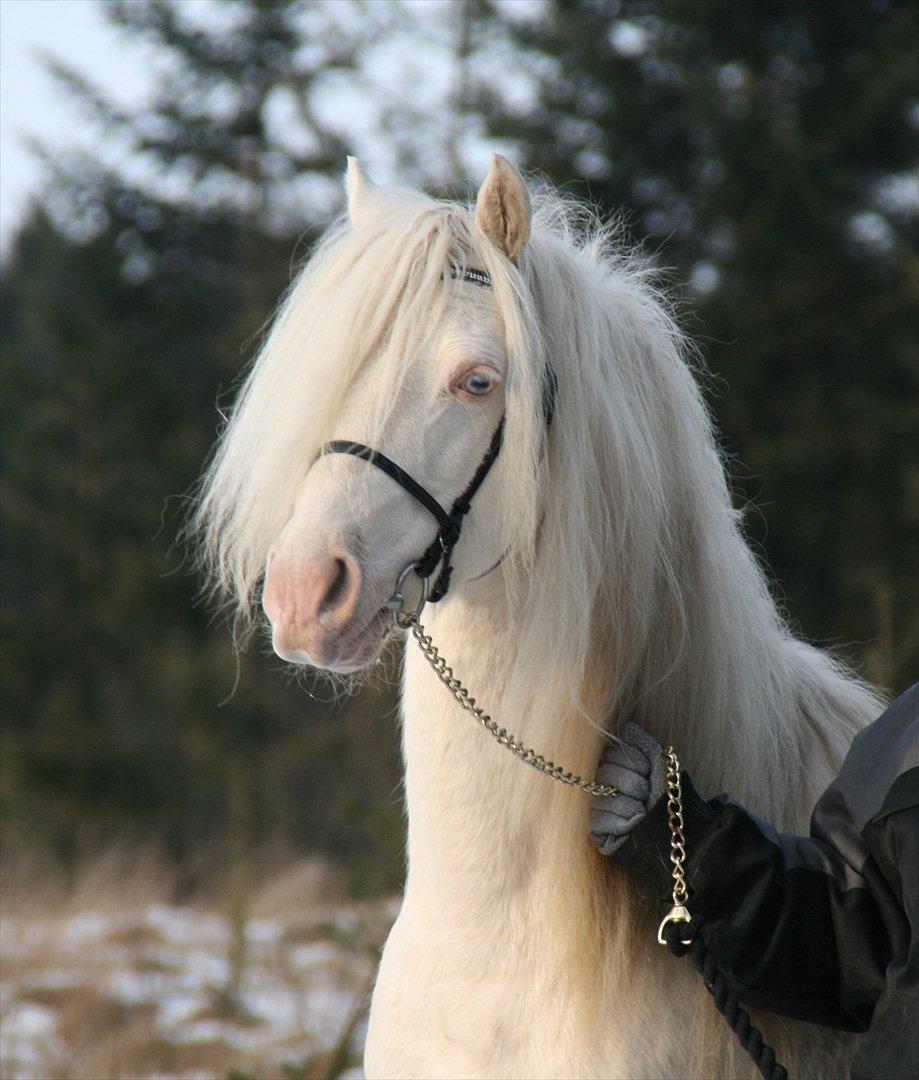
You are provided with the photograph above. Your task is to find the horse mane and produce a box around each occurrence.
[511,191,883,824]
[194,176,883,828]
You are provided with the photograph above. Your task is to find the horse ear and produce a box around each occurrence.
[345,156,382,223]
[475,154,531,262]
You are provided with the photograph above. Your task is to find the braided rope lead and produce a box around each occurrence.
[664,924,788,1080]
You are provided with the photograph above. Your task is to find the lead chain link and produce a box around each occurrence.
[654,745,693,945]
[664,745,689,906]
[406,615,619,798]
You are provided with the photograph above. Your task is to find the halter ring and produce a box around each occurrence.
[385,561,430,628]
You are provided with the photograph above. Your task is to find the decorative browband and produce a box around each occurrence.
[449,266,493,288]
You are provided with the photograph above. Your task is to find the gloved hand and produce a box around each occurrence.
[589,722,667,857]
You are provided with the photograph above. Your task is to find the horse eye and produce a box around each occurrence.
[459,370,494,397]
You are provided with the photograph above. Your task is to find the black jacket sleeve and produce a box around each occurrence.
[614,685,918,1034]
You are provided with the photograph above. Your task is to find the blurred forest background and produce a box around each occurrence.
[1,1,917,1073]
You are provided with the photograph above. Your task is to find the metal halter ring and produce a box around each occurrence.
[385,561,431,628]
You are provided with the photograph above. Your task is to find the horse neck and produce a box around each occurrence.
[393,570,857,1080]
[398,427,878,921]
[399,538,869,926]
[400,577,606,928]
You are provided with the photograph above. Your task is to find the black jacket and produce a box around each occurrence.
[616,684,918,1080]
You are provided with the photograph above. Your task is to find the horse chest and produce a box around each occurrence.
[363,908,641,1079]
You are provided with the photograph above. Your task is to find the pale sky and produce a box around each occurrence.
[0,0,161,250]
[0,0,508,255]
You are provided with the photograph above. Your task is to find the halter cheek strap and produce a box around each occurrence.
[319,266,556,605]
[323,414,506,603]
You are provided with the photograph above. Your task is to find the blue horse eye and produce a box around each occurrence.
[464,372,493,395]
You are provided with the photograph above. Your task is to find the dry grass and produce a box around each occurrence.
[0,843,395,1080]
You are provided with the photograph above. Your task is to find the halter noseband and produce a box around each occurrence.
[319,266,557,610]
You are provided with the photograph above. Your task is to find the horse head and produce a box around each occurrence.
[233,156,539,669]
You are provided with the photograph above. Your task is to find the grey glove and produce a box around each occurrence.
[589,723,667,858]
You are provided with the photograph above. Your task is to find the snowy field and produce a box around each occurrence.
[0,859,396,1079]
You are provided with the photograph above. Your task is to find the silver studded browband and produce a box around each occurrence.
[450,266,492,288]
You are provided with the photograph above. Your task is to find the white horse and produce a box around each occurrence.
[195,155,883,1078]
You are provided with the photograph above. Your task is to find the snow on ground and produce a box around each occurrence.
[0,891,393,1079]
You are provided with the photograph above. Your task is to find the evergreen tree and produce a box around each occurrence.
[1,0,405,900]
[481,0,918,688]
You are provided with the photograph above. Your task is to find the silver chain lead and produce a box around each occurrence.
[657,745,693,944]
[408,610,695,948]
[664,746,690,905]
[404,613,618,798]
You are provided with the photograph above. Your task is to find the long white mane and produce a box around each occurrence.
[196,177,883,828]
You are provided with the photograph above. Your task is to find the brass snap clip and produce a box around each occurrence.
[657,904,692,945]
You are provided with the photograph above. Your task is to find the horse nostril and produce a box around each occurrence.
[317,551,361,629]
[322,558,349,614]
[262,547,362,646]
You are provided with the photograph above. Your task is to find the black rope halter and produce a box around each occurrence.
[320,266,557,604]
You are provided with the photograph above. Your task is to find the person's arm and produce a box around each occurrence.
[591,694,917,1032]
